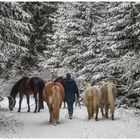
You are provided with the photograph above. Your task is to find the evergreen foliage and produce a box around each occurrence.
[0,2,33,78]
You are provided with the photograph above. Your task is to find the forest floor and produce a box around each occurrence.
[0,97,140,138]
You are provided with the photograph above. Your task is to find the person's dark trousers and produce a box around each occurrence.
[67,101,74,118]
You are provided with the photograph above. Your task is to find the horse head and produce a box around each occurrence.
[7,96,16,111]
[53,76,64,83]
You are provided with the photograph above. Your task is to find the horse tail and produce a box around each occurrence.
[93,91,97,115]
[92,87,99,114]
[43,84,46,101]
[95,86,102,107]
[51,85,60,121]
[107,84,115,114]
[84,87,92,107]
[39,82,45,109]
[51,86,60,104]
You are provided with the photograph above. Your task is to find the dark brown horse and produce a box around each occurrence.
[54,77,66,108]
[7,77,45,113]
[43,77,65,125]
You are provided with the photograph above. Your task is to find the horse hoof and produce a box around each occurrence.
[53,122,57,126]
[34,111,37,113]
[95,118,98,121]
[17,110,20,112]
[111,114,114,120]
[105,115,109,118]
[27,110,30,112]
[112,117,114,120]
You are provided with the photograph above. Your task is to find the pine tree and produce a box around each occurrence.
[53,2,108,82]
[106,2,140,56]
[22,2,57,53]
[0,2,33,78]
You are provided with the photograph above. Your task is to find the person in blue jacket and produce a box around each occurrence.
[62,73,79,119]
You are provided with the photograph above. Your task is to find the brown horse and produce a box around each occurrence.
[82,84,102,121]
[100,81,117,120]
[43,78,65,125]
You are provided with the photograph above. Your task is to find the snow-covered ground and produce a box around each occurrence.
[0,97,140,138]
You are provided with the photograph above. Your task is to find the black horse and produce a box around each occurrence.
[7,77,45,113]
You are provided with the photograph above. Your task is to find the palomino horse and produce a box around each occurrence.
[43,77,65,125]
[82,84,102,121]
[100,81,117,120]
[7,77,45,113]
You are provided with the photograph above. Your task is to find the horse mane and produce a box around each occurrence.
[10,77,29,98]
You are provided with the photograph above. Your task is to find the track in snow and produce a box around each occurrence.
[0,97,140,138]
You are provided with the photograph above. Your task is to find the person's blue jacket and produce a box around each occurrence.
[62,75,79,103]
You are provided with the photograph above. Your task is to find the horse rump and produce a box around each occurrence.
[43,81,64,125]
[82,85,101,121]
[100,82,117,120]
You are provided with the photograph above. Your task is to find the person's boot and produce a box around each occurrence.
[69,112,73,119]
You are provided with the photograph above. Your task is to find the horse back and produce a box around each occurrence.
[43,82,53,102]
[100,82,117,103]
[51,85,63,106]
[19,78,31,93]
[30,77,45,93]
[43,82,64,112]
[44,82,64,102]
[83,86,95,106]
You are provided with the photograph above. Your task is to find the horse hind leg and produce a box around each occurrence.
[49,112,53,123]
[18,93,23,112]
[111,104,115,120]
[110,102,115,120]
[105,104,109,118]
[101,103,105,117]
[26,95,30,112]
[87,107,92,120]
[34,94,37,113]
[49,105,53,123]
[38,89,44,112]
[111,113,114,120]
[95,106,99,121]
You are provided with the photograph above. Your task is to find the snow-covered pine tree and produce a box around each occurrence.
[107,2,140,56]
[53,2,108,84]
[21,2,58,75]
[0,2,33,78]
[22,2,57,53]
[77,2,109,83]
[105,2,140,107]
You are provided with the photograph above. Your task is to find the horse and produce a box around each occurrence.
[100,81,117,120]
[53,76,67,108]
[82,84,102,121]
[43,77,65,125]
[7,77,45,113]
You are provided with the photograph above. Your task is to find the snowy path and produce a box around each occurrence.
[0,97,140,138]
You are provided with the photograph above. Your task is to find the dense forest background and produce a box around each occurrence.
[0,2,140,108]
